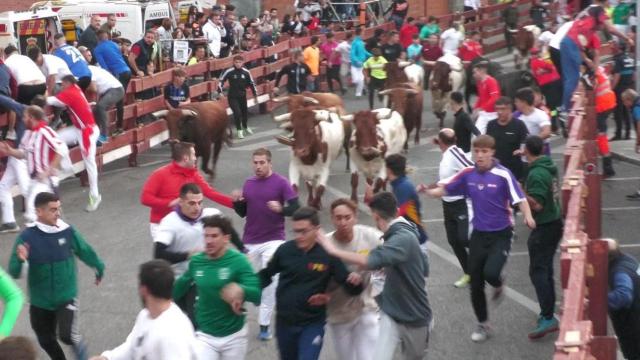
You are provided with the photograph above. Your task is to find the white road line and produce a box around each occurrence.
[323,184,540,314]
[602,206,640,211]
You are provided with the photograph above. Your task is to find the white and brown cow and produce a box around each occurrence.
[273,108,345,209]
[341,108,407,202]
[425,53,465,128]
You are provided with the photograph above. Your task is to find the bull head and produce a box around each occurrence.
[352,111,383,161]
[154,108,198,142]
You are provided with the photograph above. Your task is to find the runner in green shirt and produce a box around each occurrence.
[174,215,261,359]
[363,46,388,109]
[0,267,23,338]
[419,16,441,40]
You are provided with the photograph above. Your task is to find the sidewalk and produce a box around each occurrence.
[608,129,640,166]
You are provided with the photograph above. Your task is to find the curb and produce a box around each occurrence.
[611,151,640,166]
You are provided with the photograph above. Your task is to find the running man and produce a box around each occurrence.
[325,199,382,360]
[174,215,261,359]
[231,148,299,340]
[90,260,197,360]
[46,75,102,212]
[217,55,258,139]
[259,207,363,360]
[472,62,501,134]
[8,192,105,360]
[422,134,535,343]
[0,105,69,225]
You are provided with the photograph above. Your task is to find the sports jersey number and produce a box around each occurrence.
[64,48,83,64]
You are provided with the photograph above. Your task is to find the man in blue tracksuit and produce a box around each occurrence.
[350,27,371,97]
[94,29,132,135]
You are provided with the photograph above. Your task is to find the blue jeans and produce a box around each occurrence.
[276,320,325,360]
[560,37,581,111]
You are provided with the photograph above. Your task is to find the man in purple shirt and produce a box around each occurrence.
[421,134,535,343]
[231,148,300,341]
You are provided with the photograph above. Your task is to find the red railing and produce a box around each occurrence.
[554,86,617,359]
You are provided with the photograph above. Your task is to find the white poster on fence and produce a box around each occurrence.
[173,40,190,64]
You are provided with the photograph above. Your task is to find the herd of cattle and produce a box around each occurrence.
[152,48,539,208]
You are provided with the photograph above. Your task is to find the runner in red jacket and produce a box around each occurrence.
[140,142,232,240]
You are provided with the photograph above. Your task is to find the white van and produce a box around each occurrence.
[32,0,176,43]
[0,6,62,54]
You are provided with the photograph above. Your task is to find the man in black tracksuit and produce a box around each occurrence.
[218,55,258,139]
[605,238,640,360]
[259,207,362,360]
[274,50,312,95]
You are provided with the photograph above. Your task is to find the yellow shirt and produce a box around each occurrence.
[303,46,320,76]
[363,56,388,79]
[187,57,199,66]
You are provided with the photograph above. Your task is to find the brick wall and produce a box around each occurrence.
[0,0,33,13]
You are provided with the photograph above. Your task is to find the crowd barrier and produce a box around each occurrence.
[553,85,617,360]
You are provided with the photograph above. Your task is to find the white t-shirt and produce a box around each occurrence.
[88,65,123,95]
[335,41,352,65]
[464,0,480,9]
[155,207,221,277]
[538,31,554,46]
[41,54,72,84]
[440,28,463,55]
[326,224,383,324]
[4,53,46,85]
[549,21,573,50]
[439,145,474,202]
[101,303,197,360]
[518,107,551,138]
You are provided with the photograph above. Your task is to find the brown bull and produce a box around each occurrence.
[271,91,347,115]
[514,26,538,70]
[384,61,410,89]
[155,101,231,177]
[379,84,422,150]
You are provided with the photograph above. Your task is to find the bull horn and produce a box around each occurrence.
[273,113,291,122]
[181,109,198,117]
[399,88,419,95]
[152,110,169,118]
[271,96,290,103]
[340,114,354,121]
[303,96,320,104]
[376,109,393,120]
[398,61,412,68]
[378,89,393,95]
[279,121,293,129]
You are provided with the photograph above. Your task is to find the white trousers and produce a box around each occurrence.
[329,310,379,360]
[475,111,497,135]
[246,240,284,326]
[0,157,30,224]
[350,66,365,96]
[340,62,350,78]
[149,223,159,242]
[25,179,54,223]
[373,312,430,360]
[58,125,99,198]
[195,326,248,360]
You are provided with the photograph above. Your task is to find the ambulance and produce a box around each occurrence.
[0,6,62,54]
[30,0,179,43]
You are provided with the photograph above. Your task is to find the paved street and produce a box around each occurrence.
[1,58,639,360]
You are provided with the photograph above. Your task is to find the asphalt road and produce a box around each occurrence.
[1,54,639,360]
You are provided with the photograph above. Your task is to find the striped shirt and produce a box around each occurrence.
[440,160,525,232]
[20,122,67,178]
[439,145,474,202]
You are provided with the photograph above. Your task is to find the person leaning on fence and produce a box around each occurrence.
[603,238,640,360]
[129,30,156,78]
[217,55,258,140]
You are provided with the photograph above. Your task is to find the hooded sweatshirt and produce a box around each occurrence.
[525,156,561,225]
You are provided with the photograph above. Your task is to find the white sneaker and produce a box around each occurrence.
[6,129,16,140]
[471,323,491,343]
[86,194,102,212]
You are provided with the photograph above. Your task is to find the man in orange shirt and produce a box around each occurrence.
[303,36,321,91]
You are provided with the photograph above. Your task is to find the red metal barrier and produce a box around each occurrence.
[554,86,617,360]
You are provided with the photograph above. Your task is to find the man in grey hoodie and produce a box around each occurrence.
[317,191,431,360]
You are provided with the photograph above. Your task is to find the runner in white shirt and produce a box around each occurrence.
[325,198,383,360]
[514,88,551,154]
[90,260,197,360]
[440,22,464,55]
[88,65,125,142]
[335,33,353,78]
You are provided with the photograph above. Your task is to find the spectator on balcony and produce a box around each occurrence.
[203,14,226,58]
[384,0,409,29]
[270,8,281,40]
[350,27,370,97]
[502,0,519,52]
[303,36,321,91]
[306,11,321,32]
[187,46,207,66]
[440,22,463,56]
[282,13,303,36]
[399,17,419,49]
[190,12,206,48]
[156,18,174,62]
[99,13,121,40]
[300,0,322,25]
[419,16,441,40]
[604,238,640,360]
[129,30,156,78]
[79,15,101,56]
